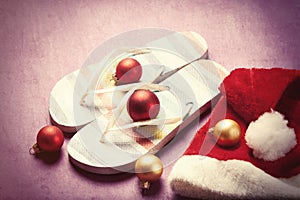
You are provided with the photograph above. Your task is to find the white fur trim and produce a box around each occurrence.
[245,110,297,161]
[169,155,300,199]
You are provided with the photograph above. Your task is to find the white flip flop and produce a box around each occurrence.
[49,30,228,174]
[67,57,228,174]
[49,31,209,133]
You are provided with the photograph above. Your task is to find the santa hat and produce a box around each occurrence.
[168,68,300,199]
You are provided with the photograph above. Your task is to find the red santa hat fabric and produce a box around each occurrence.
[169,68,300,199]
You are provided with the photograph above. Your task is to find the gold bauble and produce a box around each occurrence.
[212,119,241,147]
[135,154,163,189]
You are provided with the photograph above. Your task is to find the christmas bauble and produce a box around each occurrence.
[211,119,241,147]
[36,125,64,152]
[127,89,160,122]
[135,154,163,189]
[115,58,142,85]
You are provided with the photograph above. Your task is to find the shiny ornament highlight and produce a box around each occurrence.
[211,119,241,147]
[127,89,160,122]
[115,58,142,85]
[135,154,163,190]
[30,125,64,154]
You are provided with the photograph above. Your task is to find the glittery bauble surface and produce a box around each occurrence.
[212,119,241,147]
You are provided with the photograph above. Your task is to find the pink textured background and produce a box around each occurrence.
[0,0,299,199]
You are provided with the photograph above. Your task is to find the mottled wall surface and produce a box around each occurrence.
[0,0,299,199]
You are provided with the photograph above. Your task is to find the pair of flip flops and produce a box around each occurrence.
[49,30,228,174]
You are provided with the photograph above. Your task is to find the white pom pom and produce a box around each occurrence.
[245,110,297,161]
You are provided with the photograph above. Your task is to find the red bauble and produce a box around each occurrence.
[116,58,142,84]
[127,89,160,122]
[36,125,64,152]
